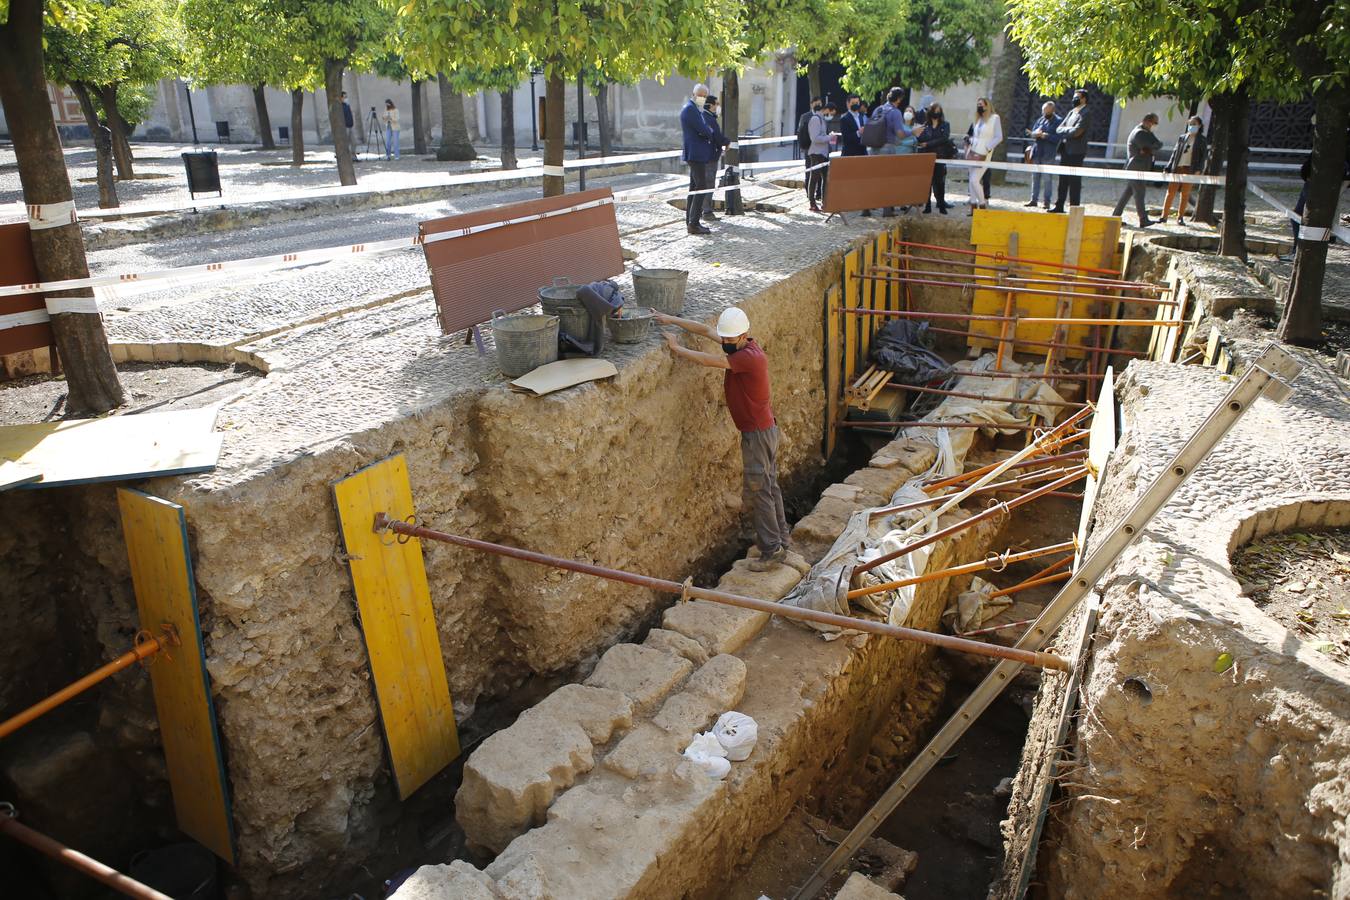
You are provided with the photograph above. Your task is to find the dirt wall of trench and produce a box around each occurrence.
[0,243,847,897]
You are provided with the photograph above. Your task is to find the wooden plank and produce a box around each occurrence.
[822,154,936,213]
[332,455,459,800]
[116,489,234,861]
[0,408,221,489]
[1204,325,1222,367]
[825,284,841,458]
[0,459,42,491]
[843,249,860,387]
[1074,366,1116,569]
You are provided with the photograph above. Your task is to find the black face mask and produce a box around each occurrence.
[812,104,822,112]
[849,103,860,111]
[977,105,986,115]
[722,342,740,355]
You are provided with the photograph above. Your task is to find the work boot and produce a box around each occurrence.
[748,546,787,572]
[687,224,712,235]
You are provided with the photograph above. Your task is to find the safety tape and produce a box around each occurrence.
[1247,182,1350,244]
[943,156,1227,186]
[0,310,50,330]
[27,200,78,230]
[541,165,566,177]
[45,296,101,314]
[420,196,614,245]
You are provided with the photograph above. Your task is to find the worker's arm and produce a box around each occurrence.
[664,332,731,369]
[652,311,719,342]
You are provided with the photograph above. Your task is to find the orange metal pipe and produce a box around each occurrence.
[923,433,1090,494]
[0,630,174,740]
[0,810,173,900]
[882,252,1169,293]
[989,570,1072,598]
[866,266,1175,305]
[848,540,1076,601]
[888,239,1123,276]
[870,464,1086,518]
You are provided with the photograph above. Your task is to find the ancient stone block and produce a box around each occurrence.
[455,717,594,854]
[662,601,770,656]
[843,465,915,501]
[523,683,633,744]
[686,654,748,709]
[643,627,711,666]
[584,643,693,715]
[835,871,902,899]
[602,723,685,779]
[717,558,802,600]
[390,861,499,900]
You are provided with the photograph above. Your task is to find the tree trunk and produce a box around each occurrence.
[807,61,822,105]
[411,79,428,156]
[290,88,305,166]
[97,83,135,180]
[0,0,123,413]
[596,82,612,158]
[1194,94,1228,225]
[543,72,565,196]
[324,59,356,186]
[722,67,740,168]
[252,83,275,149]
[500,90,517,170]
[1218,86,1249,260]
[71,82,118,209]
[436,74,477,161]
[1276,89,1347,346]
[989,37,1023,185]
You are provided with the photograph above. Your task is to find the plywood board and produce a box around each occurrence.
[509,357,617,396]
[0,407,222,489]
[822,154,936,213]
[420,188,624,337]
[843,248,860,387]
[0,222,54,357]
[332,455,459,800]
[968,209,1122,357]
[1075,366,1116,570]
[116,489,234,861]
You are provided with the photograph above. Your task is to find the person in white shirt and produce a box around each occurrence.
[382,99,400,160]
[966,97,1002,212]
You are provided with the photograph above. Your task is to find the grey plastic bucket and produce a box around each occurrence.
[491,311,559,378]
[606,306,655,344]
[538,276,580,310]
[632,268,688,314]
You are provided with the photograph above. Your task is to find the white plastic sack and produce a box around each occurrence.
[683,731,731,780]
[713,712,758,761]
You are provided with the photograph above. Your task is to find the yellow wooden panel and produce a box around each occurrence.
[1074,367,1116,570]
[843,249,860,386]
[116,489,234,862]
[332,455,459,800]
[825,284,841,459]
[2,408,221,489]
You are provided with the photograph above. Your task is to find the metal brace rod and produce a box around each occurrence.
[792,342,1302,900]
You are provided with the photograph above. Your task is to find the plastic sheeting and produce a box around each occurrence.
[870,320,951,387]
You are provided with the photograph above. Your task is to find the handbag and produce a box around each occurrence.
[1024,144,1035,163]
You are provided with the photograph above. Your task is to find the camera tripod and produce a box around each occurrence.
[362,107,387,161]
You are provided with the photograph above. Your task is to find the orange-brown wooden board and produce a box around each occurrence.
[823,154,936,213]
[419,188,624,336]
[0,222,54,357]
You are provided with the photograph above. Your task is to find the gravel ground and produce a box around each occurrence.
[0,362,261,424]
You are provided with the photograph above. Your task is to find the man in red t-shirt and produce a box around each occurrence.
[655,306,791,572]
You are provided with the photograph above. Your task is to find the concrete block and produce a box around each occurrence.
[602,723,685,779]
[1272,503,1300,534]
[584,643,693,715]
[390,861,499,900]
[1324,501,1350,528]
[523,683,634,744]
[109,343,130,364]
[662,600,770,656]
[834,872,902,899]
[126,343,155,363]
[643,628,710,666]
[685,654,748,709]
[1295,500,1329,530]
[151,341,183,363]
[455,717,594,853]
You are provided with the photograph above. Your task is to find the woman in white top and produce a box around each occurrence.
[382,99,401,160]
[966,97,1002,212]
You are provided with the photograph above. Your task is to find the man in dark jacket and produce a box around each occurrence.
[680,83,717,235]
[1161,116,1208,224]
[1049,89,1091,213]
[1111,113,1163,227]
[702,95,731,222]
[839,94,869,157]
[340,92,358,163]
[1025,101,1063,207]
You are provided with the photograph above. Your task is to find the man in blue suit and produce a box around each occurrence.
[680,83,717,235]
[838,94,868,157]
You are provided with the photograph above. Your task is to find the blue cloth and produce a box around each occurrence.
[385,126,400,159]
[1029,114,1063,162]
[681,99,718,164]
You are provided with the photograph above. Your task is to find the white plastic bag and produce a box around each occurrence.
[683,731,731,780]
[713,711,758,761]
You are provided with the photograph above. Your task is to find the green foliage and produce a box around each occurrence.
[390,0,744,87]
[841,0,1000,97]
[291,0,392,68]
[112,80,155,123]
[44,0,182,92]
[181,0,319,90]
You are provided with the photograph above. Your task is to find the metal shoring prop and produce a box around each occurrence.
[791,342,1302,900]
[0,803,173,900]
[371,515,1070,672]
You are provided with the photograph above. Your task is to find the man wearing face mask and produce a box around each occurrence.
[654,307,793,572]
[804,99,832,212]
[839,95,869,157]
[680,84,718,234]
[702,95,731,222]
[1049,89,1091,213]
[1111,113,1162,228]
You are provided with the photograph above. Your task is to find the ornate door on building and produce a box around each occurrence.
[1248,99,1314,162]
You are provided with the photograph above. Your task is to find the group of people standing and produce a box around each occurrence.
[679,83,733,234]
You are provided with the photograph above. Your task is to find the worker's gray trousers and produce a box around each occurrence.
[741,425,790,555]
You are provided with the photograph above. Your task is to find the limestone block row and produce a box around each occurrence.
[659,557,802,656]
[455,682,635,854]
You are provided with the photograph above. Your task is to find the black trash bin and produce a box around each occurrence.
[181,151,222,200]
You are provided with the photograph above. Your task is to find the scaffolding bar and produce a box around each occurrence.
[0,810,174,900]
[848,539,1077,601]
[888,240,1123,276]
[836,306,1181,328]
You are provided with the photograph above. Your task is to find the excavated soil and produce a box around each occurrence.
[1233,528,1350,666]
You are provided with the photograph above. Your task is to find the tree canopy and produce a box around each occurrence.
[841,0,1001,98]
[44,0,182,94]
[181,0,318,91]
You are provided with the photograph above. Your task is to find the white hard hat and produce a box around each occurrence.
[716,306,750,338]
